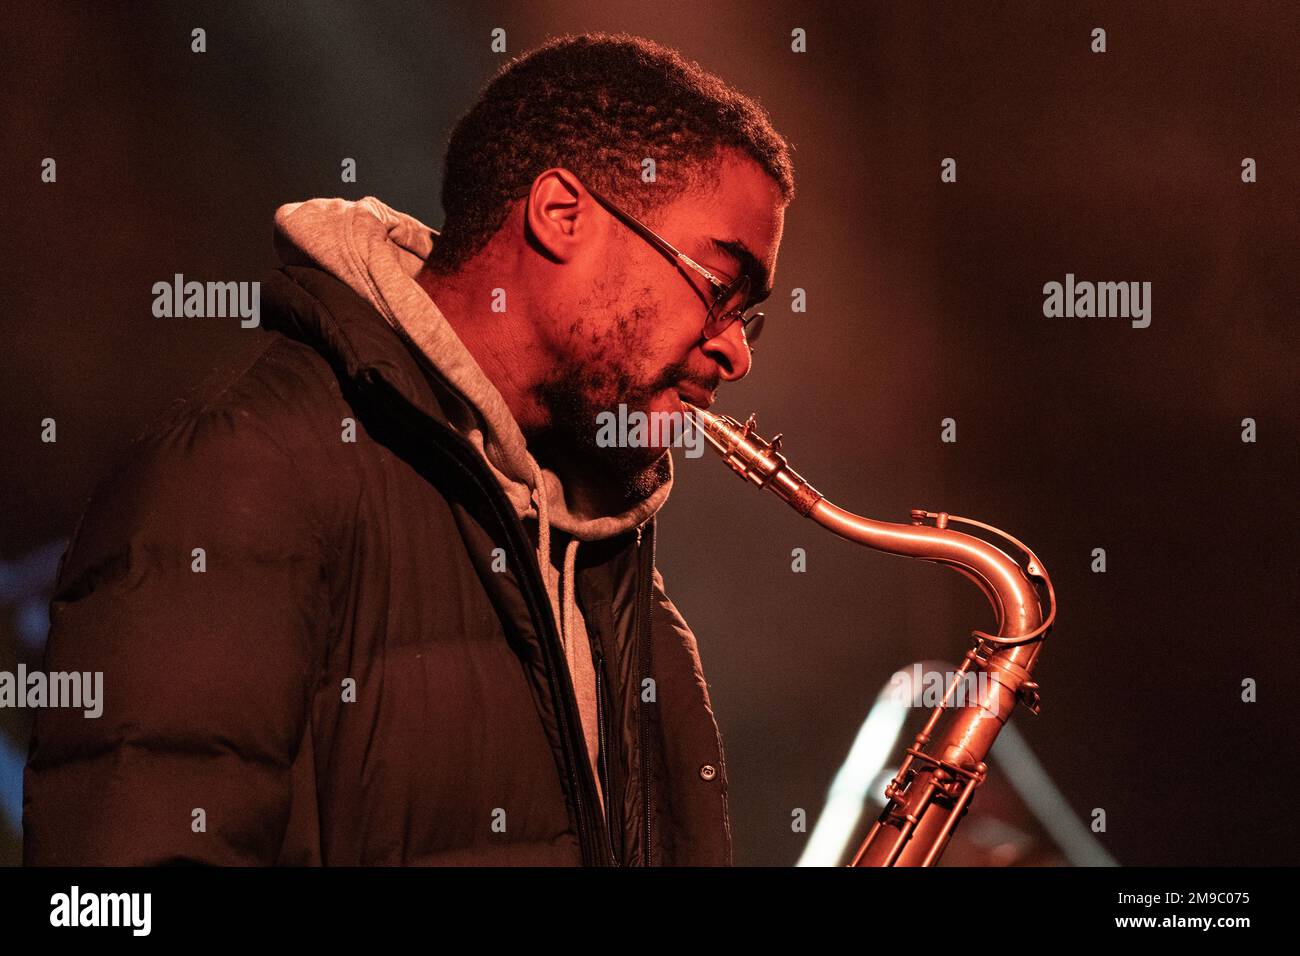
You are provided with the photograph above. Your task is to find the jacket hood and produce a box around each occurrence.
[271,195,674,542]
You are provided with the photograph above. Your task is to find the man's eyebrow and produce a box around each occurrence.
[708,238,772,304]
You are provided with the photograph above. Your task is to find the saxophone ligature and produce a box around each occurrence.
[683,404,1057,867]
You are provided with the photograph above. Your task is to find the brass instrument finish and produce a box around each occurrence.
[684,404,1056,867]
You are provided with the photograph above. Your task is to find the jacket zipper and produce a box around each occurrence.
[594,651,619,866]
[363,372,609,865]
[637,521,656,865]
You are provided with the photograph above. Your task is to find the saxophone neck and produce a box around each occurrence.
[684,404,1054,643]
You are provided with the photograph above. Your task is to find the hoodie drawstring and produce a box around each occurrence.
[561,537,578,653]
[531,463,580,654]
[531,465,602,810]
[532,464,552,591]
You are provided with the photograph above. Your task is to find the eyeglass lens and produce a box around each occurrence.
[705,274,763,344]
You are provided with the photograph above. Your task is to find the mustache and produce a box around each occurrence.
[648,361,718,397]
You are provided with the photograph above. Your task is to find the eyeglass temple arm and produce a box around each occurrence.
[582,183,726,288]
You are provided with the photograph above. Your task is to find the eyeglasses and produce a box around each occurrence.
[581,182,766,351]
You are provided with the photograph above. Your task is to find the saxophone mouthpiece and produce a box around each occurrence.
[680,402,714,427]
[681,402,755,463]
[682,402,730,456]
[682,403,822,512]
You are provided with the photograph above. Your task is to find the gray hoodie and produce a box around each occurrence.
[272,196,673,811]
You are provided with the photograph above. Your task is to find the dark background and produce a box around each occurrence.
[2,1,1296,867]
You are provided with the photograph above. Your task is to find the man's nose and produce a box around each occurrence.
[700,320,753,381]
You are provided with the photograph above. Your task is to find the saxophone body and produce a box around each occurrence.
[684,405,1056,867]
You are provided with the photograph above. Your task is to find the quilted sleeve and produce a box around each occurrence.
[22,399,331,865]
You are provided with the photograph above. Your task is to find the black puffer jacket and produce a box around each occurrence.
[23,265,731,866]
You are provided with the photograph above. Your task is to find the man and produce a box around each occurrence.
[24,32,793,865]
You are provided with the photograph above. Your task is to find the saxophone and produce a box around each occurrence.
[683,405,1056,867]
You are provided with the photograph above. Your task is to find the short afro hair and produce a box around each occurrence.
[428,32,795,273]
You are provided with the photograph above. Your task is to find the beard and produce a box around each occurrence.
[526,354,690,509]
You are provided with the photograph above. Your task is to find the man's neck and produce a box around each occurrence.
[414,261,550,433]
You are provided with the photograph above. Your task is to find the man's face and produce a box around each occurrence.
[529,151,786,502]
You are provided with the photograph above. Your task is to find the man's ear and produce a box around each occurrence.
[524,168,590,263]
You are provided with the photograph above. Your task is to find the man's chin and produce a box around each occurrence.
[528,423,670,511]
[618,449,672,504]
[595,444,671,506]
[527,378,678,509]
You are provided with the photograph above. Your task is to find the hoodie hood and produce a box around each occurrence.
[271,195,673,542]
